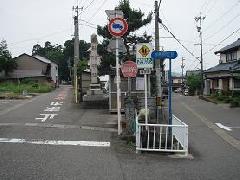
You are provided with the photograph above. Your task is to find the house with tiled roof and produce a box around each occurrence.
[2,53,59,86]
[204,38,240,95]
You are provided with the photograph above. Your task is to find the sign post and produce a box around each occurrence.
[151,50,178,126]
[137,43,153,125]
[140,68,151,124]
[107,13,128,135]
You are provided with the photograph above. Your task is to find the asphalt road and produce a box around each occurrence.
[0,87,240,180]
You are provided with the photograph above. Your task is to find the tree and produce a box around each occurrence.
[32,39,90,82]
[63,39,90,81]
[97,0,152,75]
[186,74,201,95]
[0,40,17,76]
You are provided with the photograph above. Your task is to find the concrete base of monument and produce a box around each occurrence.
[83,93,108,102]
[83,85,107,101]
[89,83,101,91]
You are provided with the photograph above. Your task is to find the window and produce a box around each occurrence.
[226,51,237,62]
[214,79,219,88]
[232,51,237,60]
[233,78,240,89]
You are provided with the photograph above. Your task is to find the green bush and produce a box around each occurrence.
[224,98,233,103]
[216,96,228,101]
[230,100,239,107]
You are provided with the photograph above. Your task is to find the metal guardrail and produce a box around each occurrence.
[135,115,188,155]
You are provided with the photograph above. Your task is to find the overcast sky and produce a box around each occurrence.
[1,0,240,73]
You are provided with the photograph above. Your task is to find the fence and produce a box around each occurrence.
[135,115,188,155]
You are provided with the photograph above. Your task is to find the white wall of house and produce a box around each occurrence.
[220,54,226,63]
[229,78,233,90]
[237,48,240,60]
[219,79,223,90]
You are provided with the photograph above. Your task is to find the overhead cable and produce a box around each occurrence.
[203,27,240,55]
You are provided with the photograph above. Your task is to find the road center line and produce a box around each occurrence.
[0,138,110,147]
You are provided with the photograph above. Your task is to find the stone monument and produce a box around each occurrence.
[83,34,105,101]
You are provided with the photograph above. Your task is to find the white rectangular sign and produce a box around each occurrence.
[136,77,145,91]
[139,69,151,75]
[136,43,153,69]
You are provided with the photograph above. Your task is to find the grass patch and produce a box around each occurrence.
[0,82,53,95]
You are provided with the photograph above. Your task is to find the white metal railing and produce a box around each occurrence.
[135,115,188,155]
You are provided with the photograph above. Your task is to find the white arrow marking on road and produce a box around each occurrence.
[215,123,232,131]
[0,138,110,147]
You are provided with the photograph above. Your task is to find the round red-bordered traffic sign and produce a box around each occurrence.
[121,61,137,78]
[108,17,128,37]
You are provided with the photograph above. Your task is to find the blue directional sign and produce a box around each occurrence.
[151,51,178,59]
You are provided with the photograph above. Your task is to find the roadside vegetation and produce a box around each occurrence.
[208,92,240,107]
[186,74,201,96]
[0,80,53,99]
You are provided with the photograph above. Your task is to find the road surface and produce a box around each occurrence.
[0,87,240,180]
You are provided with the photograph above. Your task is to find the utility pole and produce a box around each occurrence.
[73,6,81,103]
[155,1,162,121]
[181,57,185,93]
[195,13,205,96]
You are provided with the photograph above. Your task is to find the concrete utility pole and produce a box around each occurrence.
[73,6,81,103]
[154,1,162,109]
[195,13,205,96]
[181,57,185,92]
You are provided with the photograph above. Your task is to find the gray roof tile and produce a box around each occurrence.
[215,38,240,54]
[205,61,240,73]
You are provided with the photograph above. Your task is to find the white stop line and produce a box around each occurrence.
[0,138,110,147]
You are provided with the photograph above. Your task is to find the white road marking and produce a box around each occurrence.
[181,102,240,151]
[0,123,117,132]
[215,123,232,131]
[35,114,58,122]
[0,138,110,147]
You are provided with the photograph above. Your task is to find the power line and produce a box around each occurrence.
[87,0,108,22]
[204,0,218,15]
[82,0,96,12]
[205,0,240,31]
[9,29,72,46]
[79,19,96,26]
[160,22,199,61]
[204,13,240,41]
[200,0,212,11]
[79,23,97,29]
[203,27,240,56]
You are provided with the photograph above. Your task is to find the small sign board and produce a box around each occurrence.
[107,39,126,53]
[136,77,144,90]
[151,50,178,59]
[121,61,137,78]
[105,10,123,19]
[139,69,151,75]
[136,43,153,69]
[108,17,128,37]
